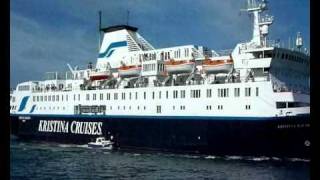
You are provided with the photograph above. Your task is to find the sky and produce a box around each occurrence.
[10,0,310,87]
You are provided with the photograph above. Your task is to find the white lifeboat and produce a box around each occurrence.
[88,137,113,149]
[118,65,141,77]
[89,70,112,81]
[202,57,233,74]
[165,60,195,74]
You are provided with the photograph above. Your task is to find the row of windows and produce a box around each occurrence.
[18,85,30,91]
[139,48,191,62]
[32,87,260,102]
[275,52,308,65]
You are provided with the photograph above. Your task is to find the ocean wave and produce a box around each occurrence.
[204,155,217,159]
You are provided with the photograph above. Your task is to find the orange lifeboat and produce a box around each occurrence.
[202,57,233,74]
[164,60,195,74]
[89,70,112,81]
[118,65,142,77]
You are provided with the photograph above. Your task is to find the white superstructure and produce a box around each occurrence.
[10,0,309,119]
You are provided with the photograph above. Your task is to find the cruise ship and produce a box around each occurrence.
[10,0,310,158]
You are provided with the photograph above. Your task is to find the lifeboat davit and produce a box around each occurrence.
[118,65,141,77]
[202,58,233,74]
[89,70,112,81]
[165,60,195,74]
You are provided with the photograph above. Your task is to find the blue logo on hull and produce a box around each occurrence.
[18,96,30,112]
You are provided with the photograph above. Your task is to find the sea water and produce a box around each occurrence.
[10,139,309,180]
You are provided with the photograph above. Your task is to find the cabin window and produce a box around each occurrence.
[36,96,39,102]
[44,96,47,101]
[152,91,155,99]
[180,105,185,110]
[40,96,43,102]
[93,94,97,100]
[56,95,59,101]
[33,96,36,102]
[48,95,51,101]
[206,89,212,98]
[245,105,251,110]
[156,106,161,114]
[245,88,251,97]
[166,91,169,99]
[135,92,138,100]
[191,89,201,98]
[61,95,63,101]
[107,93,110,100]
[86,94,89,100]
[218,88,228,97]
[129,92,132,100]
[180,90,185,98]
[218,105,223,110]
[206,105,212,110]
[234,88,240,97]
[256,87,259,96]
[114,93,118,100]
[52,95,55,102]
[173,90,178,99]
[159,91,162,99]
[122,92,125,100]
[100,93,103,100]
[78,94,80,101]
[74,94,76,101]
[144,92,146,100]
[66,95,68,101]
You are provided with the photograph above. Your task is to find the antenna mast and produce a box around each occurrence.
[98,11,102,50]
[241,0,273,47]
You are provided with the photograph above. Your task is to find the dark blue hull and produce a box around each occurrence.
[10,114,310,158]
